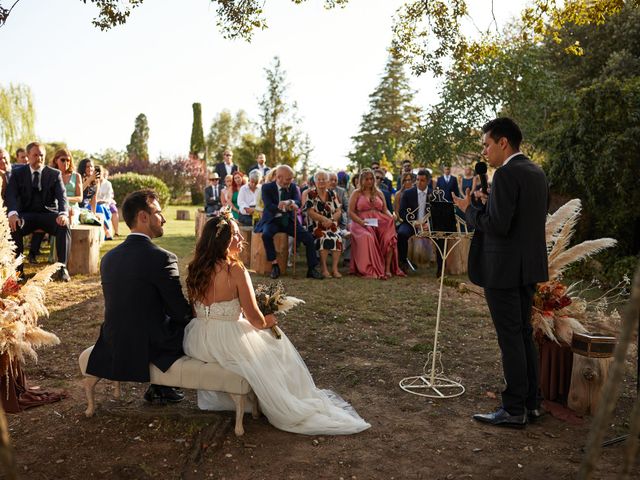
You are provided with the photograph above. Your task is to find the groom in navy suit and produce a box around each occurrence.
[255,165,322,279]
[397,169,433,271]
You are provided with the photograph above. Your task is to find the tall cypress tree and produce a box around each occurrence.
[190,102,206,161]
[348,49,421,172]
[126,113,150,170]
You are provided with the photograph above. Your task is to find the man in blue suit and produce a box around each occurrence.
[435,165,460,202]
[397,169,433,272]
[254,165,322,280]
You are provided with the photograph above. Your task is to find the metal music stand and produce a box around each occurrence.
[399,191,473,399]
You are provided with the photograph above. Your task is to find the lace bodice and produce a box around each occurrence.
[194,298,241,322]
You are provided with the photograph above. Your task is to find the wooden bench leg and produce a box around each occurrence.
[249,391,260,419]
[84,376,101,417]
[113,381,121,399]
[229,393,246,436]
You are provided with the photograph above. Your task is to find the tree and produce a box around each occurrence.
[0,83,35,155]
[206,109,252,164]
[348,49,421,172]
[190,103,206,160]
[126,113,150,171]
[257,56,307,168]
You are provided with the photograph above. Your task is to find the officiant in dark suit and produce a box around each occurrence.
[6,142,71,281]
[454,117,548,428]
[87,190,192,403]
[397,169,432,272]
[254,165,322,280]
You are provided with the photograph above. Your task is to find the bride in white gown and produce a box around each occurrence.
[183,213,370,435]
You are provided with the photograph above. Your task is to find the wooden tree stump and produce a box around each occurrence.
[408,236,433,265]
[195,210,207,240]
[68,225,102,275]
[568,354,614,416]
[239,226,253,268]
[176,209,191,221]
[445,237,470,275]
[250,232,288,276]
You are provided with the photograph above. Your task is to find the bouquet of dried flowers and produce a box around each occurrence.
[254,281,305,339]
[0,197,61,373]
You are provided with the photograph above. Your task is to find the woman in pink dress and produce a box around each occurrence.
[348,169,405,279]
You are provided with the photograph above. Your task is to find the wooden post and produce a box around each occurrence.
[250,232,288,275]
[239,226,253,268]
[195,210,207,240]
[176,209,191,220]
[408,236,434,266]
[445,237,470,275]
[568,355,614,415]
[68,225,102,275]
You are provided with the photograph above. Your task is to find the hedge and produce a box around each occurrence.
[110,173,171,208]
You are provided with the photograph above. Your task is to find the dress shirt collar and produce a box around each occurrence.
[29,165,44,175]
[502,151,523,167]
[128,232,151,240]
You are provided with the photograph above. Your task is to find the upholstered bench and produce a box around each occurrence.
[78,346,257,436]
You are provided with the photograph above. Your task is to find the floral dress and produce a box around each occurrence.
[303,188,343,251]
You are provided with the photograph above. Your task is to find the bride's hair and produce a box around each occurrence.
[186,214,242,302]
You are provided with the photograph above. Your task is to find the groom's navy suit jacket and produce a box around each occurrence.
[87,235,192,382]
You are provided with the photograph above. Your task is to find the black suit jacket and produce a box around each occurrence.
[6,165,68,214]
[435,175,460,202]
[465,155,549,289]
[204,184,222,213]
[86,235,192,382]
[398,185,433,224]
[214,162,238,180]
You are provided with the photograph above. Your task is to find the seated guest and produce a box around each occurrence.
[230,171,245,220]
[397,169,433,272]
[77,158,113,239]
[348,169,405,279]
[254,165,322,280]
[303,170,344,278]
[221,174,234,211]
[374,169,394,213]
[6,142,71,281]
[0,147,11,201]
[237,169,261,226]
[204,172,222,215]
[248,153,270,178]
[394,172,416,220]
[97,168,120,236]
[253,167,277,225]
[396,159,414,190]
[14,147,28,165]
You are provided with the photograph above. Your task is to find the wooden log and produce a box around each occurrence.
[239,226,253,268]
[176,209,191,221]
[250,232,288,276]
[408,236,434,265]
[195,210,207,240]
[445,236,470,275]
[568,354,614,415]
[68,225,102,275]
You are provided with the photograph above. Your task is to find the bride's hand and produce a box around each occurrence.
[262,314,277,329]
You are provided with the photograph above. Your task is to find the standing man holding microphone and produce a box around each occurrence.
[453,117,549,428]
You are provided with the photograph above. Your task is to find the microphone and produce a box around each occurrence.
[475,161,488,194]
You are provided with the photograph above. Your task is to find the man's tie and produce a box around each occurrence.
[212,186,217,201]
[279,187,289,227]
[32,171,40,191]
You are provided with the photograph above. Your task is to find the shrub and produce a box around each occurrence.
[110,173,171,208]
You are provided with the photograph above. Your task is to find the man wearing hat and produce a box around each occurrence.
[204,172,222,215]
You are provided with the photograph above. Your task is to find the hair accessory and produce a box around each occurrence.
[215,207,233,238]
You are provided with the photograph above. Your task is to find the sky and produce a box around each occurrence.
[0,0,526,170]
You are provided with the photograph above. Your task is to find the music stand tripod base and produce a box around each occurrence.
[399,374,465,399]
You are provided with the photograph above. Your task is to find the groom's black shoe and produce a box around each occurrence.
[270,263,280,279]
[527,408,545,423]
[306,267,323,279]
[473,408,526,429]
[144,385,185,404]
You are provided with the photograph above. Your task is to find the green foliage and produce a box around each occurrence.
[258,56,307,168]
[110,172,170,209]
[0,83,35,155]
[190,103,206,159]
[92,148,128,171]
[126,113,150,170]
[349,49,421,173]
[206,109,255,168]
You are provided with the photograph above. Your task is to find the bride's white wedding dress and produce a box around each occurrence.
[183,298,370,435]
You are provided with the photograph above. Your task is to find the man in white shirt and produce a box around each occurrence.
[397,169,432,272]
[214,149,238,180]
[237,169,261,226]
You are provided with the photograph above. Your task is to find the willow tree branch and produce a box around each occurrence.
[0,0,21,28]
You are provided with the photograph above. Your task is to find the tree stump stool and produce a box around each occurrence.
[195,210,207,240]
[568,333,616,415]
[408,236,433,265]
[176,209,191,221]
[250,232,288,276]
[445,236,470,275]
[239,226,253,268]
[68,225,103,275]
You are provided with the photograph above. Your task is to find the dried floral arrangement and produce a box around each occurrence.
[0,198,61,369]
[254,281,305,339]
[532,199,628,344]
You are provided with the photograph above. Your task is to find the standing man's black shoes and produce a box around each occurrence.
[306,267,323,279]
[270,263,280,279]
[54,266,71,282]
[473,408,527,429]
[527,408,544,423]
